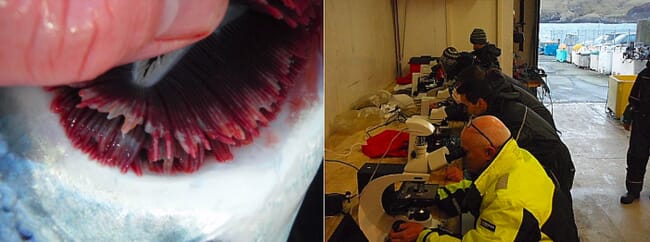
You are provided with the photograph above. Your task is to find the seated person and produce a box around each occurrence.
[484,68,557,130]
[439,51,554,129]
[438,47,476,82]
[389,116,579,242]
[454,66,575,200]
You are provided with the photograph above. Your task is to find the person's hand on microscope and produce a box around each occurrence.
[389,222,424,242]
[446,166,463,182]
[0,0,228,86]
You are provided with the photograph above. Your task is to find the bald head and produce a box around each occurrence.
[461,115,511,149]
[460,115,511,175]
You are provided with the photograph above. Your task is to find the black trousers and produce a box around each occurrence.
[626,113,650,194]
[527,141,575,201]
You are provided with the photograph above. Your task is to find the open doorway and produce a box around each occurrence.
[532,1,650,241]
[536,1,645,110]
[537,22,637,105]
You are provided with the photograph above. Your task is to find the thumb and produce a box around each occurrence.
[0,0,228,86]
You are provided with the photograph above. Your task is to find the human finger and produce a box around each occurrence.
[0,0,228,86]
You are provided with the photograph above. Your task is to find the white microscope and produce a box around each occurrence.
[358,116,452,241]
[420,89,450,123]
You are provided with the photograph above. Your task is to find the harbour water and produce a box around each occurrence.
[540,23,637,44]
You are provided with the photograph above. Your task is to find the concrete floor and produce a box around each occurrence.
[538,55,608,103]
[537,55,650,241]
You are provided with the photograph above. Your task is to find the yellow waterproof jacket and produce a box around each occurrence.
[420,139,578,241]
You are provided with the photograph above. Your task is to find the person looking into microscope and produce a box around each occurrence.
[453,66,575,201]
[436,47,476,121]
[389,115,578,242]
[482,68,557,130]
[439,49,555,129]
[438,47,475,83]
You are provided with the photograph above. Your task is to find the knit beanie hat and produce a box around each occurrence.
[442,47,461,59]
[470,28,487,45]
[440,47,459,70]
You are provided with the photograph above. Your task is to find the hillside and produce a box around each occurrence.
[541,0,650,23]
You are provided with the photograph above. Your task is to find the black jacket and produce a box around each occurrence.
[472,44,501,69]
[629,67,650,114]
[486,99,575,195]
[623,67,650,124]
[489,72,557,130]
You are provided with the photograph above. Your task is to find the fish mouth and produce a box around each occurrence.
[48,4,322,175]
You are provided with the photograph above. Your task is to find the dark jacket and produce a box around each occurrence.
[629,67,650,113]
[489,72,557,130]
[472,43,501,69]
[486,98,575,196]
[623,67,650,124]
[444,71,557,130]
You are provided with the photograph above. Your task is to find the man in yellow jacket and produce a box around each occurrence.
[389,115,578,242]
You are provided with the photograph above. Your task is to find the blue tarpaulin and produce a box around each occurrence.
[544,43,558,56]
[556,49,568,62]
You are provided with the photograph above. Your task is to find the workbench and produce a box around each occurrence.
[324,120,463,241]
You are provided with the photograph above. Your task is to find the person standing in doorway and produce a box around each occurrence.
[620,59,650,204]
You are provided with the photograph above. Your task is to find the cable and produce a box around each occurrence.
[325,142,365,158]
[365,108,395,138]
[325,191,360,217]
[365,107,405,138]
[367,128,408,188]
[330,128,407,202]
[323,159,360,213]
[548,91,554,117]
[538,71,559,135]
[540,74,554,116]
[325,159,360,172]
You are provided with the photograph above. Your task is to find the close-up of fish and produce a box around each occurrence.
[0,0,323,241]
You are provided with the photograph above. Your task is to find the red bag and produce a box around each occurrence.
[362,130,409,158]
[396,73,413,85]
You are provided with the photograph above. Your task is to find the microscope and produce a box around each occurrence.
[404,117,449,173]
[419,87,452,124]
[358,116,453,241]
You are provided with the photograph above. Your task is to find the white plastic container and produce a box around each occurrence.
[611,47,625,74]
[611,47,646,75]
[571,50,580,65]
[577,53,590,68]
[598,46,613,75]
[590,52,599,70]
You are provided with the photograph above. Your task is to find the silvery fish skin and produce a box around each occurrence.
[0,66,323,241]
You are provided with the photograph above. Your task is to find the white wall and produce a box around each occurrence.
[325,0,514,137]
[446,1,500,49]
[396,0,513,75]
[325,0,397,136]
[396,0,448,74]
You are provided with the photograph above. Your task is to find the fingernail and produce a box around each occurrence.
[155,0,226,41]
[156,0,180,38]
